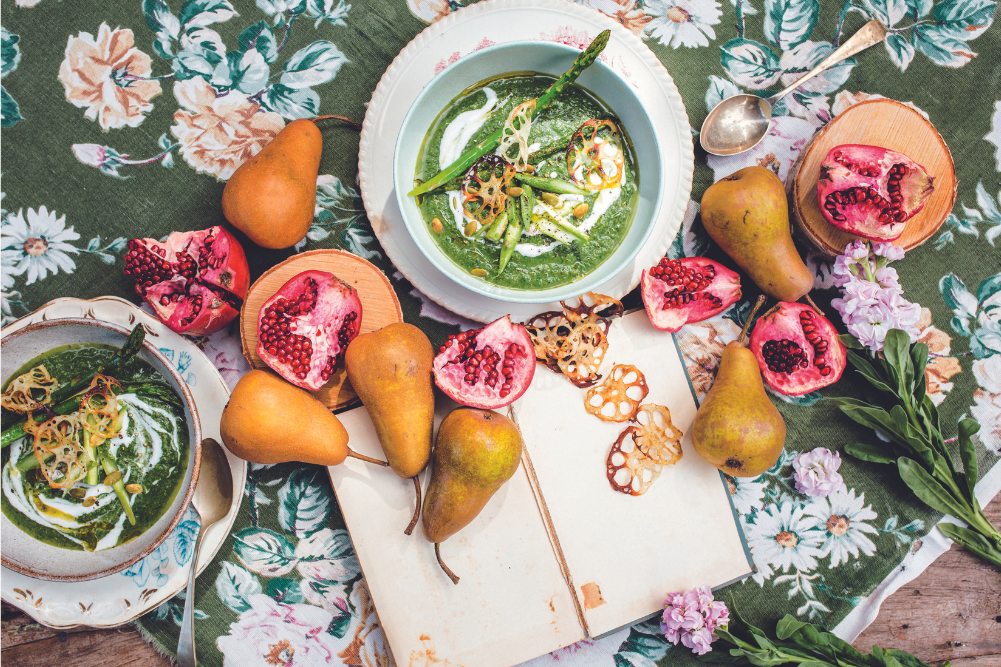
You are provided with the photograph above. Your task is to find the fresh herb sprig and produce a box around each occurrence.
[832,328,1001,568]
[709,609,941,667]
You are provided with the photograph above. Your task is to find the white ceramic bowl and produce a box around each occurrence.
[0,318,202,581]
[393,40,663,304]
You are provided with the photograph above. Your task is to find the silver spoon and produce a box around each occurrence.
[699,20,888,156]
[177,438,234,667]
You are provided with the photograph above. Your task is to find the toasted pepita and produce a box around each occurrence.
[464,221,478,237]
[125,483,143,494]
[82,496,96,507]
[103,471,122,486]
[573,203,590,219]
[507,186,524,197]
[69,487,87,499]
[470,268,489,277]
[540,192,561,207]
[431,217,443,234]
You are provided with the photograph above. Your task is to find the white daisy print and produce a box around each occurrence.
[1,206,80,284]
[724,473,767,515]
[742,495,824,583]
[645,0,722,49]
[804,488,879,568]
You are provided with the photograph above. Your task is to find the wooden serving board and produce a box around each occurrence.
[788,98,957,256]
[240,249,403,412]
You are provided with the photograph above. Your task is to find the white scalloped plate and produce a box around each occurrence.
[0,297,247,629]
[358,0,694,323]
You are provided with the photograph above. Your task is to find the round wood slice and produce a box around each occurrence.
[788,98,957,256]
[240,249,403,412]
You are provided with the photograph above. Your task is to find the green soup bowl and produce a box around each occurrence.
[394,40,663,304]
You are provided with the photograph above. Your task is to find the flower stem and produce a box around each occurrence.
[312,114,362,130]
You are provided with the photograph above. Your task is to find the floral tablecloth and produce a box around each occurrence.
[2,0,999,665]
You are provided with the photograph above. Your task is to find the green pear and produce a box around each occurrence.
[422,407,523,584]
[701,166,813,302]
[692,296,785,477]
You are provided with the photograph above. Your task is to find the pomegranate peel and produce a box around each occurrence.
[123,226,249,336]
[748,301,847,396]
[433,316,535,409]
[257,270,363,391]
[641,257,741,332]
[584,364,649,422]
[817,144,934,241]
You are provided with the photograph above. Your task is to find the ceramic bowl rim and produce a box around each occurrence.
[392,39,664,303]
[0,317,202,582]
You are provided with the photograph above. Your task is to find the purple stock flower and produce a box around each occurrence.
[793,447,844,497]
[661,586,728,655]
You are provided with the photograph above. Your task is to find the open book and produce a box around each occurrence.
[328,310,753,667]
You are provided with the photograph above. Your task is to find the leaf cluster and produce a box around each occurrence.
[832,329,1001,567]
[706,609,944,667]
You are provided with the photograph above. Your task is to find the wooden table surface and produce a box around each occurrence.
[3,496,999,667]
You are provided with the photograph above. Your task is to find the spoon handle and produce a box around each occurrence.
[177,508,204,667]
[768,20,887,105]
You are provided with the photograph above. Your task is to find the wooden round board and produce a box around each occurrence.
[788,98,957,256]
[240,249,403,412]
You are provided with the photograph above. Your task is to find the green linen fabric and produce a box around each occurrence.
[1,0,999,665]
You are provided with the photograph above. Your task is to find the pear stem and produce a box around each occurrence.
[311,114,362,130]
[346,448,390,466]
[404,476,421,536]
[435,543,460,585]
[739,295,767,345]
[803,293,823,315]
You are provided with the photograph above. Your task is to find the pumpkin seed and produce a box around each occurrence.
[573,203,590,219]
[125,484,143,494]
[470,268,489,277]
[525,164,536,173]
[540,192,561,207]
[69,487,87,499]
[82,496,96,507]
[103,471,122,486]
[431,217,443,234]
[464,221,478,237]
[507,186,524,197]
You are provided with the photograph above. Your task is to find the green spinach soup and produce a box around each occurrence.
[416,73,638,290]
[1,344,189,551]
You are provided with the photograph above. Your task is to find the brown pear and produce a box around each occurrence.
[701,166,813,301]
[220,369,348,465]
[691,297,785,477]
[422,408,523,584]
[344,323,435,479]
[222,119,321,250]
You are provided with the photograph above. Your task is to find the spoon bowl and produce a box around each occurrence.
[700,95,772,156]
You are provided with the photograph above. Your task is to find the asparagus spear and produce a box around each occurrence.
[2,325,145,448]
[514,174,589,196]
[498,199,523,275]
[408,30,611,197]
[484,209,510,242]
[100,451,136,526]
[519,183,535,230]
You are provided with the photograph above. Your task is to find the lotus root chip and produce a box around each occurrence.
[560,292,623,323]
[1,365,56,413]
[461,155,517,226]
[497,99,536,171]
[557,320,609,388]
[584,364,649,422]
[32,415,89,489]
[634,404,683,466]
[525,310,573,371]
[79,374,124,444]
[606,426,662,496]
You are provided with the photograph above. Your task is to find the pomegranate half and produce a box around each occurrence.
[433,315,535,409]
[123,226,249,335]
[640,257,741,332]
[748,302,846,396]
[257,270,363,391]
[817,144,934,241]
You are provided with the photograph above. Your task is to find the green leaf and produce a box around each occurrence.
[233,527,297,577]
[885,33,916,71]
[280,40,347,89]
[294,528,360,582]
[910,343,929,378]
[846,351,896,394]
[261,83,320,119]
[839,333,864,349]
[143,0,181,40]
[884,330,913,391]
[214,561,262,613]
[613,619,673,667]
[898,457,971,520]
[939,273,978,335]
[932,0,996,40]
[267,576,305,604]
[936,523,1001,567]
[719,38,781,90]
[957,419,981,502]
[179,0,237,29]
[1,28,22,78]
[976,272,1001,303]
[846,442,897,465]
[278,467,334,538]
[885,647,938,667]
[763,0,819,50]
[239,21,278,63]
[1,86,23,127]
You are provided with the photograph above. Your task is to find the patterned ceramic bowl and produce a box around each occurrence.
[393,40,663,304]
[0,318,202,581]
